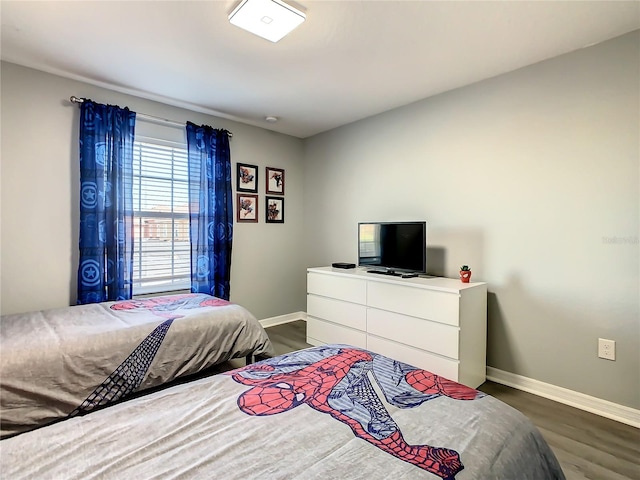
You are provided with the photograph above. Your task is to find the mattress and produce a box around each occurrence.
[0,344,565,480]
[0,293,273,438]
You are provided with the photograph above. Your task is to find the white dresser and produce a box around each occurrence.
[306,266,487,388]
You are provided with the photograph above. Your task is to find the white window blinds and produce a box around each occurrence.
[132,138,191,294]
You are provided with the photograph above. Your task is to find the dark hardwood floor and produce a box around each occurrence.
[260,321,640,480]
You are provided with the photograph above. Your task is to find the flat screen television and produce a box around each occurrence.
[358,221,426,274]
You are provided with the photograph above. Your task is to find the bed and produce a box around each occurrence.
[0,344,565,480]
[0,293,273,438]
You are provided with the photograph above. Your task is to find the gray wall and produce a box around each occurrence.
[0,61,307,320]
[303,31,639,409]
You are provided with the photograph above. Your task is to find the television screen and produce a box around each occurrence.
[358,221,426,273]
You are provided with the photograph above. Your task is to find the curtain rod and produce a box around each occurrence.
[69,96,232,137]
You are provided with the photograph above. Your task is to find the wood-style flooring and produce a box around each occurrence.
[257,320,640,480]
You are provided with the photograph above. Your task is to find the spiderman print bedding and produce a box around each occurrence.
[0,344,565,479]
[0,293,272,438]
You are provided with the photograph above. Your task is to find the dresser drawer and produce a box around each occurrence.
[307,317,367,348]
[367,281,460,326]
[308,272,366,304]
[367,308,459,359]
[307,295,366,331]
[366,335,460,382]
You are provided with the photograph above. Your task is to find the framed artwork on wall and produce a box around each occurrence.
[237,163,258,193]
[237,194,258,223]
[265,196,284,223]
[265,166,285,195]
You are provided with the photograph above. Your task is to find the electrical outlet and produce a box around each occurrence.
[598,338,616,361]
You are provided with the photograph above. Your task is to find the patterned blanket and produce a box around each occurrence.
[0,293,272,437]
[1,344,565,480]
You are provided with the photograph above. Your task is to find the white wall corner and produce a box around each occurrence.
[260,311,307,328]
[486,366,640,429]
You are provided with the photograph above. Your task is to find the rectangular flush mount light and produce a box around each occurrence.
[229,0,305,43]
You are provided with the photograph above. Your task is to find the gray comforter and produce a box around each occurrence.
[0,293,273,438]
[0,344,564,480]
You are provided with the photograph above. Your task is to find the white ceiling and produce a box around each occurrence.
[1,1,638,138]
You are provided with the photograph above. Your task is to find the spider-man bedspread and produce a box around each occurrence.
[0,293,272,438]
[1,344,564,480]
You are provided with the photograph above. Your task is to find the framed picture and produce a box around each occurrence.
[237,194,258,223]
[265,166,285,195]
[237,163,258,193]
[265,196,284,223]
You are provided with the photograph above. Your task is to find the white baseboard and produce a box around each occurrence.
[486,366,640,428]
[259,311,306,328]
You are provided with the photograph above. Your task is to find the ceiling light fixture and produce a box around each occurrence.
[229,0,306,43]
[265,116,279,123]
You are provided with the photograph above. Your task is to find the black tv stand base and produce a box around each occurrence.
[367,270,419,278]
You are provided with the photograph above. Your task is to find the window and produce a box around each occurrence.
[132,137,190,294]
[358,223,381,261]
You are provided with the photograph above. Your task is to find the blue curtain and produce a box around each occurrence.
[77,100,136,304]
[186,122,233,299]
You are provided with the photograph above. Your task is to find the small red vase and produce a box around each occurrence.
[460,270,471,283]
